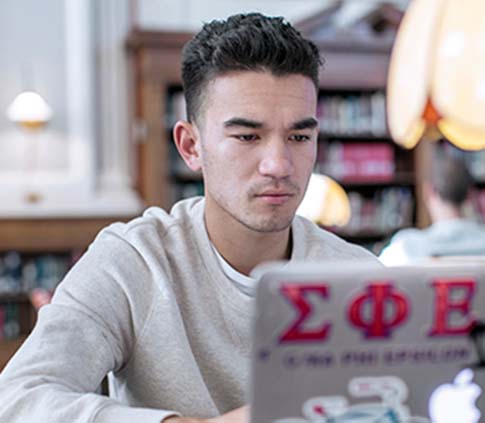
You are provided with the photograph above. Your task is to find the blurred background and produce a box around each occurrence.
[0,0,484,369]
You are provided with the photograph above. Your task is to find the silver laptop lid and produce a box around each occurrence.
[250,262,485,423]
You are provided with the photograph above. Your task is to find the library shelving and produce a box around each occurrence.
[314,88,415,246]
[0,216,133,370]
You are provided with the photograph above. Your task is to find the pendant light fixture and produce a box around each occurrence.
[387,0,485,151]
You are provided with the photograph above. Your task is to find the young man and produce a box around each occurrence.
[0,13,378,423]
[379,153,485,265]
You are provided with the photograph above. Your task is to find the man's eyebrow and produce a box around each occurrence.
[223,118,263,129]
[290,118,319,130]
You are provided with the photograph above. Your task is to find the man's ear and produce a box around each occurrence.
[173,120,202,172]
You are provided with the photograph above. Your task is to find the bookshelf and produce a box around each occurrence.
[127,30,193,209]
[314,89,415,246]
[125,4,433,253]
[0,216,133,370]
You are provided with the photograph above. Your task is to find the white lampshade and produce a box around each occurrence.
[297,173,351,227]
[387,0,485,151]
[6,91,53,127]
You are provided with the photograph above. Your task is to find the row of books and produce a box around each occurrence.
[317,92,387,136]
[316,142,396,183]
[340,188,414,235]
[0,304,21,340]
[166,89,389,138]
[0,252,73,295]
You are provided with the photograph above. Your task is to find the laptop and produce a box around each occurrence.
[249,262,485,423]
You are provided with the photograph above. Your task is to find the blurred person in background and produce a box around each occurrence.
[379,153,485,266]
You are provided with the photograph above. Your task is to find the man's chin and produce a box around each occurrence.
[241,216,294,234]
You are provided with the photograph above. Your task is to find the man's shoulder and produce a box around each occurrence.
[96,197,204,246]
[293,215,379,262]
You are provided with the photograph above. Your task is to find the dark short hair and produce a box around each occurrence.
[181,13,322,123]
[430,153,473,206]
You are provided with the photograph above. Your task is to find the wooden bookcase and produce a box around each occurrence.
[314,88,415,248]
[125,4,430,253]
[126,30,193,210]
[0,216,134,370]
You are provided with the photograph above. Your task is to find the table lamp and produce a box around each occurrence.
[6,90,53,202]
[297,173,351,227]
[7,91,53,129]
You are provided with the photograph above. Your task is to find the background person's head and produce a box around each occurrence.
[425,153,473,222]
[174,13,322,235]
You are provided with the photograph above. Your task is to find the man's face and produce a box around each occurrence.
[196,71,318,233]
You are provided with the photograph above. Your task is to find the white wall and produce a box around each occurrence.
[0,0,69,172]
[0,0,141,217]
[135,0,409,30]
[136,0,329,30]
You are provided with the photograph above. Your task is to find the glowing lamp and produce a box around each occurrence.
[6,90,53,203]
[6,91,53,130]
[387,0,485,151]
[297,173,351,227]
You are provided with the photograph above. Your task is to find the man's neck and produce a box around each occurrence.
[430,204,464,223]
[205,215,292,277]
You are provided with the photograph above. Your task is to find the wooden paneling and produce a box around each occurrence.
[0,217,134,252]
[0,336,27,371]
[127,30,188,209]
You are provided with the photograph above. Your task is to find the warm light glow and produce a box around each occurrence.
[387,0,485,150]
[6,91,53,127]
[297,173,351,227]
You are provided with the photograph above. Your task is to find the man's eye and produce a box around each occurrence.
[235,134,258,142]
[290,134,311,142]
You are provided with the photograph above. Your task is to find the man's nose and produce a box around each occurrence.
[258,140,294,179]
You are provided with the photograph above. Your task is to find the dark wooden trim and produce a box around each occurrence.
[0,217,135,252]
[315,38,395,54]
[126,29,193,51]
[297,1,402,54]
[0,336,28,371]
[295,2,343,33]
[0,294,30,303]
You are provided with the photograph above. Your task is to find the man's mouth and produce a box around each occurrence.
[255,191,295,205]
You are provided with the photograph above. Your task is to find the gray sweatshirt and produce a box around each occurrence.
[0,197,377,423]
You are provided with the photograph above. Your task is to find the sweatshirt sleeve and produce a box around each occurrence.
[0,228,179,423]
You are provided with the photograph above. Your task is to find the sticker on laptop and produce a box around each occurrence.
[272,375,429,423]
